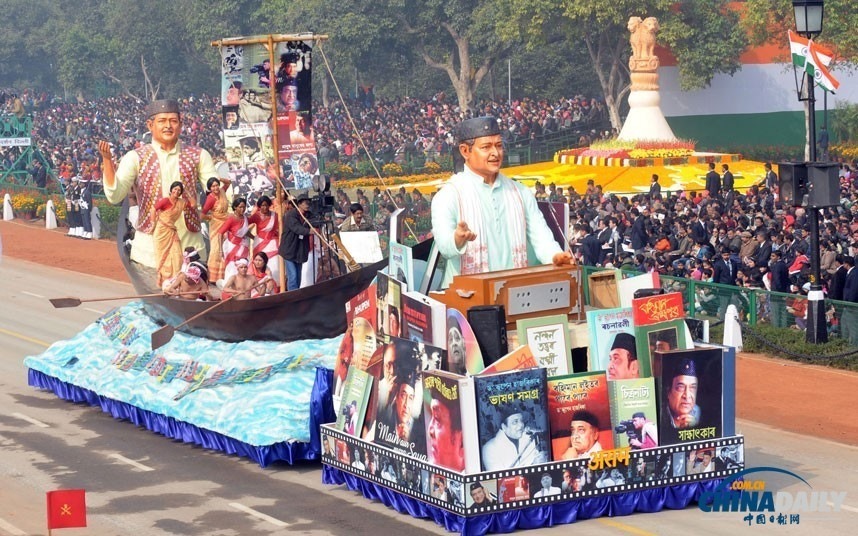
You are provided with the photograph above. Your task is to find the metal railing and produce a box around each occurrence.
[580,265,858,346]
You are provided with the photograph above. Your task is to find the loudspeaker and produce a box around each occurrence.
[778,162,808,207]
[467,305,508,366]
[807,163,840,208]
[633,287,664,299]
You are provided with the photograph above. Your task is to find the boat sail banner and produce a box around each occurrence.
[219,38,318,201]
[273,40,318,191]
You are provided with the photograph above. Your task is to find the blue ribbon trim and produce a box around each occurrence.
[323,465,723,535]
[27,366,337,467]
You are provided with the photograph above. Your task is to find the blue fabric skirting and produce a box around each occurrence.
[28,366,337,468]
[323,465,722,535]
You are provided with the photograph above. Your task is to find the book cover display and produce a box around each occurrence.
[446,308,485,375]
[376,272,405,341]
[633,318,690,379]
[653,347,723,446]
[422,370,479,473]
[333,285,378,411]
[546,372,613,461]
[607,378,658,450]
[586,307,634,378]
[516,314,573,377]
[631,292,685,327]
[478,345,537,376]
[474,368,550,472]
[335,367,373,437]
[389,241,416,292]
[374,336,445,460]
[401,291,446,348]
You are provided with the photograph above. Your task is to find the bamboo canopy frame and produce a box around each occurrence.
[212,34,330,293]
[211,32,419,292]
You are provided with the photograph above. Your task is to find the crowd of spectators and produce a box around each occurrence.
[1,88,607,187]
[563,172,858,339]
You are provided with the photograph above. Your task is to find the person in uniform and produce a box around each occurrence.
[431,116,572,288]
[98,99,216,268]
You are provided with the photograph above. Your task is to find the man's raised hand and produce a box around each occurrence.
[454,221,477,249]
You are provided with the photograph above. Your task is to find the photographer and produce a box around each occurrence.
[628,412,658,450]
[279,194,313,290]
[250,59,271,88]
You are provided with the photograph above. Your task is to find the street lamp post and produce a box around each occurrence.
[793,0,827,343]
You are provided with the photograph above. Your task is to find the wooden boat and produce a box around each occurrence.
[117,203,430,342]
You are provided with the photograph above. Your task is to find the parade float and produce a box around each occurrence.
[316,17,747,535]
[23,33,416,466]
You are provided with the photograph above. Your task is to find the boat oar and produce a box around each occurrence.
[50,291,204,309]
[150,294,238,350]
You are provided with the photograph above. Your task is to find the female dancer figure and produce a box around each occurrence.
[217,197,251,284]
[248,195,280,283]
[201,176,231,283]
[152,181,193,286]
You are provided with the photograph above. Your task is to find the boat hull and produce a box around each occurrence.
[117,202,401,343]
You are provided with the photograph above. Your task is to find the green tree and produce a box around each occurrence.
[507,0,747,131]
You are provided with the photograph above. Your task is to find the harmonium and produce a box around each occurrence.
[429,264,581,326]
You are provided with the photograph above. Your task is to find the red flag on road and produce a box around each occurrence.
[46,489,87,530]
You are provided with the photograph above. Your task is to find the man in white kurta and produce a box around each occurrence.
[100,99,216,268]
[431,116,572,288]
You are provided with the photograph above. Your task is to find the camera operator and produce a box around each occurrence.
[628,412,658,450]
[250,59,272,88]
[279,193,313,290]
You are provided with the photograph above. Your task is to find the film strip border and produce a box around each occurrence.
[321,425,744,517]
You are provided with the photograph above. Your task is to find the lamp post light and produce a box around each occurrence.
[792,0,827,343]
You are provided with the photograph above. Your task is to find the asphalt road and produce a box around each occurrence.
[0,257,856,536]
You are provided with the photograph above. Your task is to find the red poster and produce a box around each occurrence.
[632,292,685,326]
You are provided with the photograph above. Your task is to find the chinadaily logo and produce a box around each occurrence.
[699,467,847,526]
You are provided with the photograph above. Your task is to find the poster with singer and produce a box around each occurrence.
[274,40,318,190]
[219,41,275,207]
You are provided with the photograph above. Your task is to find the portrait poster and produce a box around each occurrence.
[445,308,485,376]
[497,475,530,503]
[633,318,691,379]
[546,372,613,461]
[376,271,405,341]
[373,336,444,460]
[422,370,468,472]
[474,367,549,472]
[273,40,317,189]
[333,367,372,437]
[333,288,377,410]
[653,347,723,446]
[219,41,277,207]
[607,377,658,450]
[465,479,498,509]
[528,469,563,499]
[586,307,634,373]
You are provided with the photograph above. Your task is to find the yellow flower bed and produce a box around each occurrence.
[831,144,858,161]
[337,172,448,190]
[628,148,695,158]
[10,192,41,213]
[382,162,404,176]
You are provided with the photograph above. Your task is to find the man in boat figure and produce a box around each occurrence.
[98,99,217,270]
[430,116,573,288]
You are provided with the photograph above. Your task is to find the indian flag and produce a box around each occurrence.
[788,30,839,93]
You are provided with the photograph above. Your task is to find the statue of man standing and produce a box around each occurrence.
[99,99,217,268]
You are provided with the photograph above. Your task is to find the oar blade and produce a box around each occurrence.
[151,325,175,351]
[50,297,83,308]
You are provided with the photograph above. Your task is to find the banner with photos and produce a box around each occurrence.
[219,38,317,200]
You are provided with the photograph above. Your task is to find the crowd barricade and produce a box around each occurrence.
[580,265,858,345]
